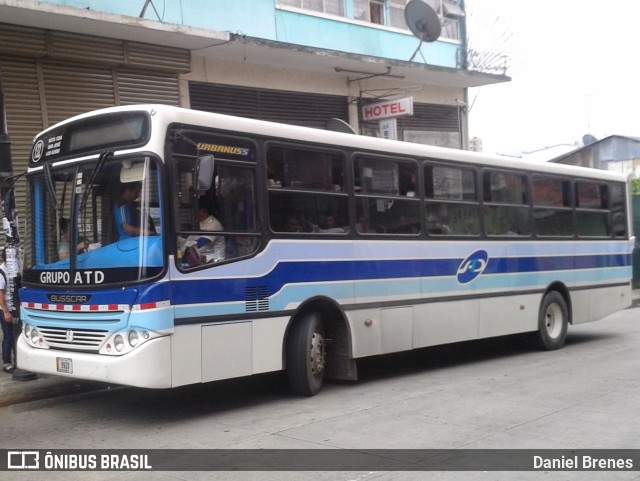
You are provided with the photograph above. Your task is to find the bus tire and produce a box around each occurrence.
[535,291,569,350]
[286,311,326,396]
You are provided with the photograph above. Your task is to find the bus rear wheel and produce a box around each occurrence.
[286,311,326,396]
[535,291,569,350]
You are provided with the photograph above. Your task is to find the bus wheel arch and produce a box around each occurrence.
[284,297,356,396]
[534,285,571,350]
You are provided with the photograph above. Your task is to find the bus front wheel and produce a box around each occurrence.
[535,291,569,350]
[286,311,326,396]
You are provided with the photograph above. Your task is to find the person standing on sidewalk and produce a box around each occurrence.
[0,248,15,373]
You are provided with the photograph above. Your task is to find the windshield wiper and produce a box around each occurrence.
[79,150,113,214]
[43,163,60,211]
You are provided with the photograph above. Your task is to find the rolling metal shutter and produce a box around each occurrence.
[40,61,181,126]
[0,21,187,133]
[116,69,180,106]
[189,82,349,129]
[42,60,117,126]
[0,56,43,223]
[0,22,188,244]
[0,24,47,58]
[0,57,43,172]
[398,103,459,132]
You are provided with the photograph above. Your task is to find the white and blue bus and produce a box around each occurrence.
[17,104,633,395]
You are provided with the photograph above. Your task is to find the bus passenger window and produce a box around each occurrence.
[354,156,420,235]
[611,183,627,238]
[267,146,348,235]
[269,192,349,234]
[173,134,260,268]
[576,181,609,237]
[426,203,479,236]
[532,176,573,237]
[355,198,420,235]
[483,171,530,237]
[355,157,416,196]
[267,147,344,191]
[424,164,479,236]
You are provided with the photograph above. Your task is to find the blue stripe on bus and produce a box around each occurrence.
[485,254,631,274]
[172,265,631,320]
[170,254,630,306]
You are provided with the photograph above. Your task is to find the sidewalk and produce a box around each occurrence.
[2,290,640,408]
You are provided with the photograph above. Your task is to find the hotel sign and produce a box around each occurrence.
[362,97,414,121]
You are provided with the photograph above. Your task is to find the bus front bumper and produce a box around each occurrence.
[16,334,172,388]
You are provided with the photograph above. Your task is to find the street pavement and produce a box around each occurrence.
[2,290,640,408]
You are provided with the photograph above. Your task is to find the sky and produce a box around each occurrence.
[466,0,640,157]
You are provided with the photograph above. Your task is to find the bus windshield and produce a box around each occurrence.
[23,155,164,287]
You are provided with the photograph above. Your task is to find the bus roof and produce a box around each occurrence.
[36,104,628,183]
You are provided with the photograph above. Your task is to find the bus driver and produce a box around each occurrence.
[114,182,155,240]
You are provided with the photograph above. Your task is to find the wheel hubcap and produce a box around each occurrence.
[545,303,563,339]
[310,331,325,377]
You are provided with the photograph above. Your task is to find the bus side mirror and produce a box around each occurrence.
[195,155,214,191]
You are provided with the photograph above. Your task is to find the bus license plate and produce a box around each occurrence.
[56,357,73,374]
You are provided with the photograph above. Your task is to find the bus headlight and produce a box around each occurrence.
[128,330,139,347]
[31,328,40,346]
[100,329,163,355]
[114,334,124,352]
[21,324,47,349]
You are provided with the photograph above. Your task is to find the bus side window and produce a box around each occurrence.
[268,192,349,234]
[532,175,573,237]
[174,137,260,267]
[576,181,609,237]
[483,171,530,237]
[267,147,343,191]
[267,146,348,234]
[424,163,479,236]
[354,156,420,235]
[611,183,627,238]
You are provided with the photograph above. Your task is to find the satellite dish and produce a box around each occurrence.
[582,134,598,146]
[326,118,357,135]
[405,0,441,43]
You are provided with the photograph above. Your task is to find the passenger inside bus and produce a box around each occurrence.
[286,216,303,232]
[356,215,370,233]
[57,218,89,260]
[318,214,346,233]
[183,197,225,264]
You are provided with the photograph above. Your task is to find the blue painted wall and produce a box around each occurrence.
[274,9,460,68]
[41,0,462,68]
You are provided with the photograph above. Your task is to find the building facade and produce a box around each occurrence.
[0,0,508,187]
[553,136,640,178]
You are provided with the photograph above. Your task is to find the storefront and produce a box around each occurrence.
[0,22,190,185]
[189,81,349,130]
